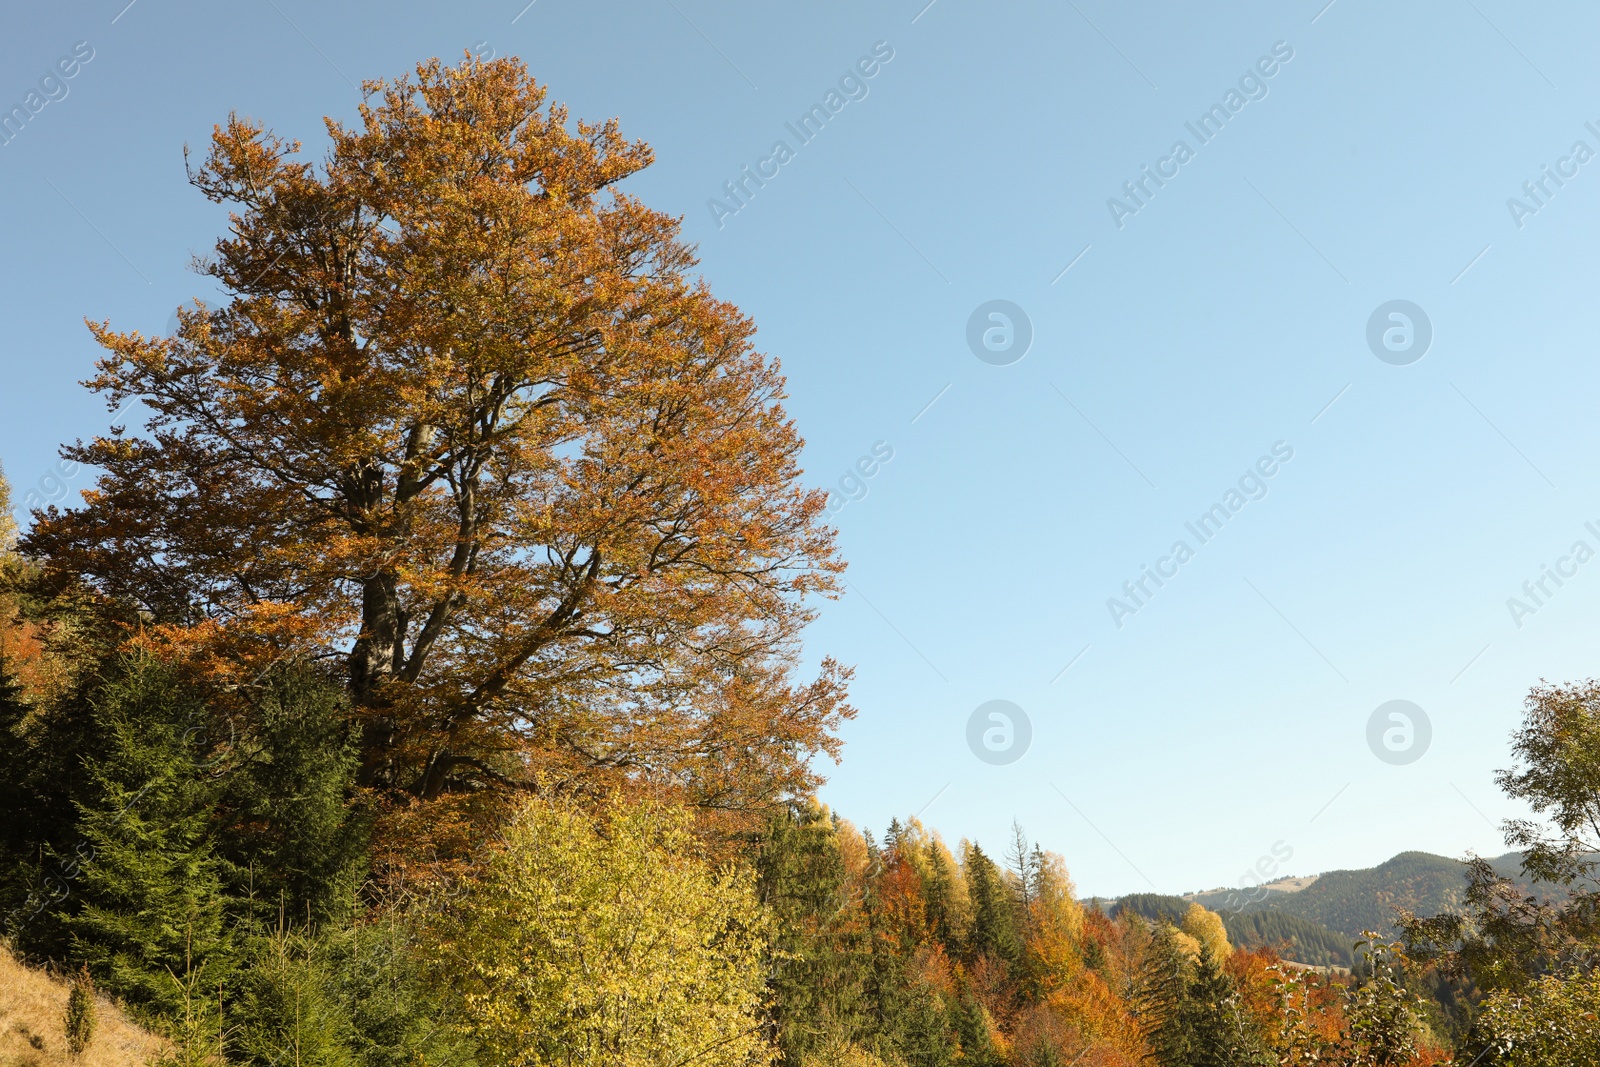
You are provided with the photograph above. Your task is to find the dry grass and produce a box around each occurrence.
[0,946,168,1067]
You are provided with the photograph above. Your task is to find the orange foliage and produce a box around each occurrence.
[23,55,851,849]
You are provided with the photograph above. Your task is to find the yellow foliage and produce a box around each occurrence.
[1181,902,1231,961]
[799,1041,897,1067]
[0,462,15,551]
[1170,930,1204,961]
[424,795,774,1067]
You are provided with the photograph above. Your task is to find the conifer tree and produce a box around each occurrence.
[757,804,874,1064]
[1135,924,1195,1067]
[1185,941,1269,1067]
[921,842,969,955]
[0,654,35,905]
[216,665,368,928]
[58,657,234,1022]
[964,843,1022,964]
[232,926,358,1067]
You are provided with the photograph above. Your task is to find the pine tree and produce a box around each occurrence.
[1004,821,1036,910]
[59,657,235,1023]
[65,963,97,1054]
[964,843,1022,965]
[1185,941,1269,1067]
[231,925,357,1067]
[0,653,36,919]
[949,990,1005,1067]
[1136,926,1191,1066]
[757,804,875,1064]
[921,843,966,955]
[216,666,368,928]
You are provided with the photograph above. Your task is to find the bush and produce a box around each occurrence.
[64,963,96,1054]
[425,794,773,1066]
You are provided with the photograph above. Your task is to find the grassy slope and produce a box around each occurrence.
[0,946,167,1067]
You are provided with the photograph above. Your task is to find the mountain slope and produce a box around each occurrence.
[1243,851,1534,940]
[1104,893,1353,968]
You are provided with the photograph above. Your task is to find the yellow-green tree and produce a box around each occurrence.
[1182,903,1231,962]
[1475,969,1600,1064]
[0,463,15,551]
[427,795,773,1067]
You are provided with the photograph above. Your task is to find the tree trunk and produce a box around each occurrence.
[352,570,405,787]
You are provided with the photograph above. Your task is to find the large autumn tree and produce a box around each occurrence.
[25,55,849,818]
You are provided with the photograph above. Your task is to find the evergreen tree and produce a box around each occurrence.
[949,990,1004,1067]
[1004,821,1036,911]
[1135,924,1195,1067]
[1185,941,1269,1067]
[216,666,368,928]
[57,657,235,1022]
[0,654,37,918]
[231,926,358,1067]
[3,651,115,956]
[922,843,966,956]
[320,918,479,1067]
[757,804,874,1064]
[964,843,1022,965]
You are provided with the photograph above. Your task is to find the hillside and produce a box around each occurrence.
[1099,851,1548,967]
[0,946,167,1067]
[1107,893,1354,968]
[1237,851,1537,941]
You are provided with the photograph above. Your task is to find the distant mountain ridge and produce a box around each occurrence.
[1221,851,1532,942]
[1091,850,1537,968]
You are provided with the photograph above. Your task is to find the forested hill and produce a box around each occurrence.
[1098,851,1539,967]
[1223,851,1534,941]
[1104,894,1354,968]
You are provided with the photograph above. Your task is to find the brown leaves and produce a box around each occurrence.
[25,54,849,837]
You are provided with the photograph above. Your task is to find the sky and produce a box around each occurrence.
[3,0,1599,899]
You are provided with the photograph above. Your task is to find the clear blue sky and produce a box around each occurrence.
[4,0,1598,898]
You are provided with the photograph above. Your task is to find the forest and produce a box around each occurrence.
[6,54,1600,1067]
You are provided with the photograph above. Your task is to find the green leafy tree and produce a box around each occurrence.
[1343,934,1425,1067]
[1473,968,1600,1065]
[1404,681,1600,991]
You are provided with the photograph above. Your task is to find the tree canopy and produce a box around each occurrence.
[24,56,850,821]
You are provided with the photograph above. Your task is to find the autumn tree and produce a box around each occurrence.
[1181,903,1231,964]
[424,795,773,1066]
[0,462,15,551]
[23,55,850,820]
